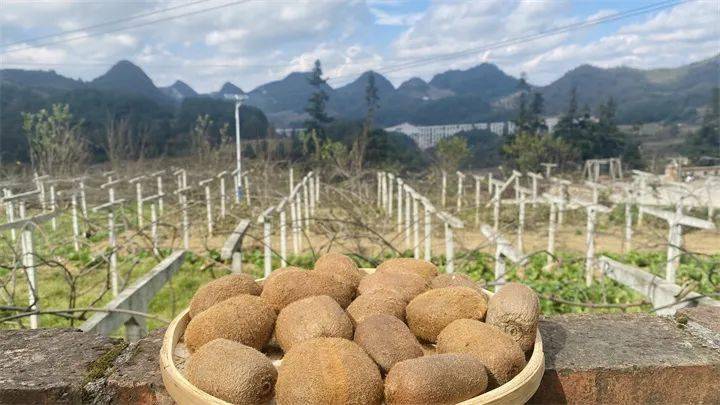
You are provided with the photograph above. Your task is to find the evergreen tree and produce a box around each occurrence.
[304,59,332,158]
[351,72,380,171]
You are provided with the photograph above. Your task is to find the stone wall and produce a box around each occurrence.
[1,308,718,404]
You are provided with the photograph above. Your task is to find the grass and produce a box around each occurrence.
[6,246,718,331]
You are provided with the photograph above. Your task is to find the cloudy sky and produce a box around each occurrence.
[1,0,718,93]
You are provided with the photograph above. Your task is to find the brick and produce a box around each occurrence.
[530,313,720,404]
[0,329,123,404]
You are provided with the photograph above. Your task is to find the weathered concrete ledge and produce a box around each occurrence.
[1,309,718,404]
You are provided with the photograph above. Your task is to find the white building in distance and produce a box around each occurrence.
[385,121,516,149]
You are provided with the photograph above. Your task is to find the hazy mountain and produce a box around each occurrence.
[396,77,454,100]
[330,71,396,117]
[161,80,198,100]
[539,55,719,122]
[90,60,167,103]
[209,82,245,100]
[247,71,332,114]
[3,55,717,129]
[0,69,83,90]
[429,63,521,100]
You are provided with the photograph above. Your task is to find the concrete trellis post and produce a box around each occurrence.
[71,193,80,252]
[441,171,447,208]
[516,186,530,252]
[487,172,493,193]
[315,172,320,203]
[438,212,463,274]
[34,173,49,212]
[243,173,251,206]
[92,196,126,297]
[289,167,294,195]
[102,177,123,211]
[421,197,434,261]
[142,193,165,256]
[151,170,165,216]
[473,175,482,227]
[128,175,146,229]
[302,178,310,229]
[377,172,382,207]
[49,185,57,231]
[639,205,715,283]
[572,198,611,286]
[232,168,240,204]
[216,171,227,219]
[289,194,298,254]
[0,206,60,329]
[527,172,543,208]
[199,178,214,237]
[404,185,412,249]
[456,171,465,210]
[544,193,563,268]
[550,177,571,226]
[412,192,420,259]
[174,186,192,250]
[396,178,404,234]
[387,173,394,216]
[277,198,288,267]
[309,175,316,220]
[258,207,275,278]
[487,173,519,232]
[623,186,634,252]
[512,170,522,202]
[541,163,557,179]
[3,189,16,242]
[481,225,524,292]
[295,190,303,251]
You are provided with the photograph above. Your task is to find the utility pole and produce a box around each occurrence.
[234,94,248,202]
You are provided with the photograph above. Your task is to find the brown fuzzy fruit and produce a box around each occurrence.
[357,271,427,303]
[346,289,407,325]
[430,273,484,293]
[486,282,540,353]
[260,270,355,312]
[314,253,365,288]
[376,258,439,281]
[186,338,277,404]
[276,337,383,405]
[274,295,353,352]
[436,319,526,387]
[353,314,423,373]
[405,287,488,343]
[184,294,276,353]
[188,274,262,318]
[384,353,489,405]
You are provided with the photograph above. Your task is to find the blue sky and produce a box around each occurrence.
[1,0,718,92]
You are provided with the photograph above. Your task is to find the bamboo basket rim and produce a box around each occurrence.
[160,272,545,405]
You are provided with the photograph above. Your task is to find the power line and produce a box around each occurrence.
[0,0,256,55]
[0,0,215,48]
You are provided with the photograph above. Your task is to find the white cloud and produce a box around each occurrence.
[370,7,422,26]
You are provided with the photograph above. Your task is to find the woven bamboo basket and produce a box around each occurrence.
[160,270,545,404]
